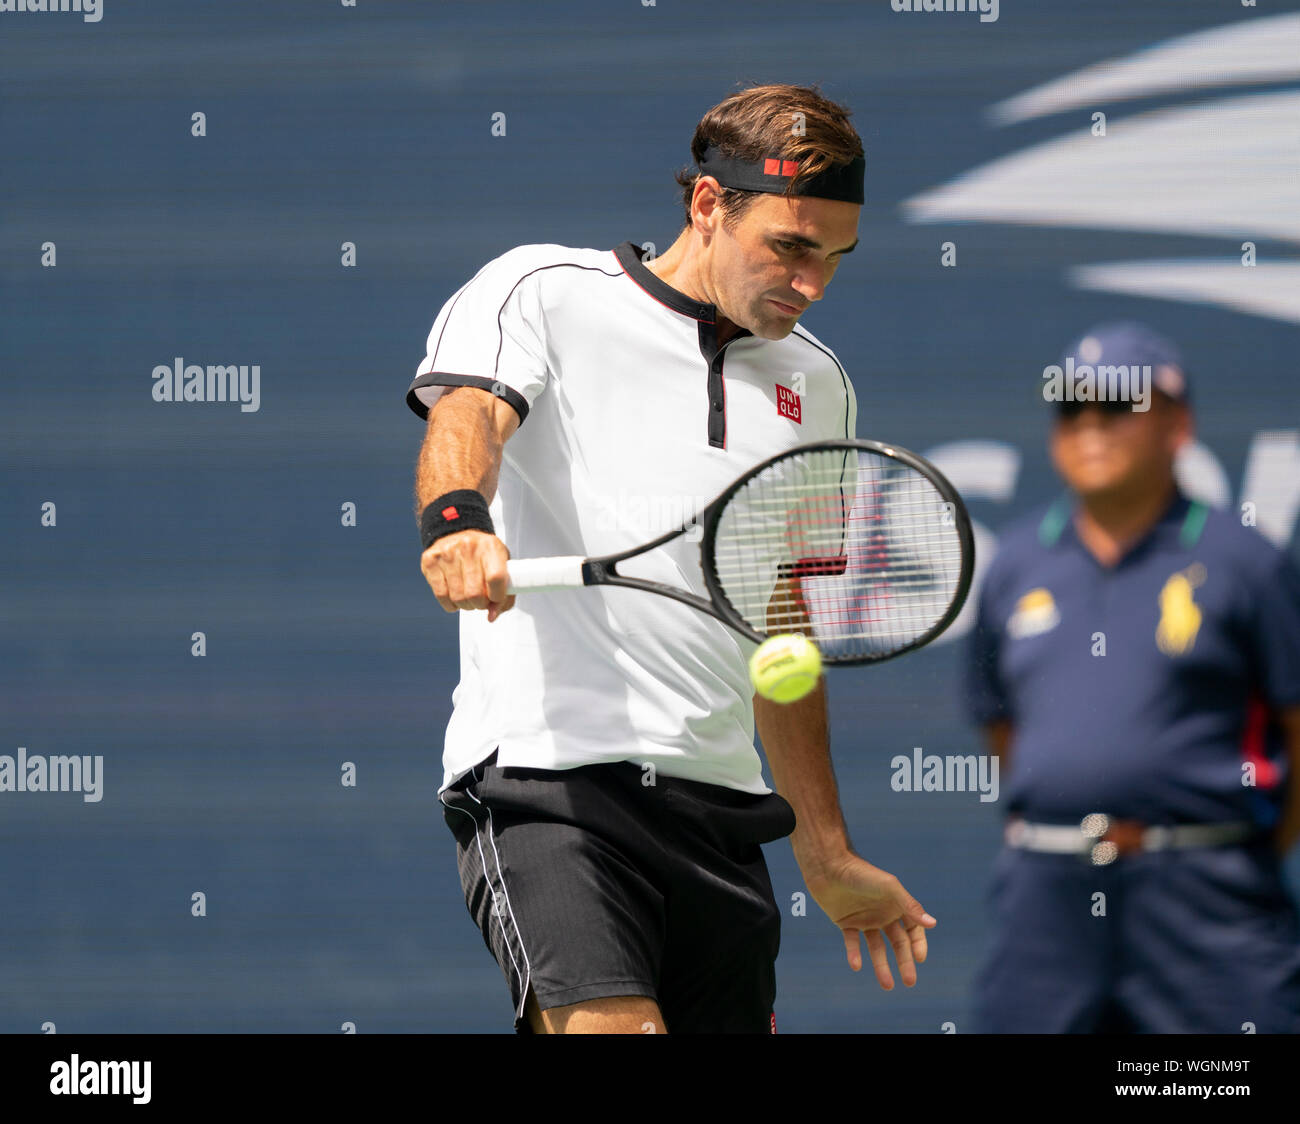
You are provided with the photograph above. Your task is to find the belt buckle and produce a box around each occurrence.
[1085,813,1152,864]
[1079,812,1120,866]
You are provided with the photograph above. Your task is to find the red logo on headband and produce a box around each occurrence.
[764,157,799,177]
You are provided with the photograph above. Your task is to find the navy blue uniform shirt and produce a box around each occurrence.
[966,490,1300,825]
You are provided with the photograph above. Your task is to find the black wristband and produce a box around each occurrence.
[420,490,495,550]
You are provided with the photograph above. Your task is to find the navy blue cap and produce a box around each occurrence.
[1058,321,1191,406]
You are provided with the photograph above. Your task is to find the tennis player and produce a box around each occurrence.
[409,84,936,1034]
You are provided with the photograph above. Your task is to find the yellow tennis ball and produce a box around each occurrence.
[749,633,822,703]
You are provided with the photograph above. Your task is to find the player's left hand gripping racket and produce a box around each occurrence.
[505,439,974,665]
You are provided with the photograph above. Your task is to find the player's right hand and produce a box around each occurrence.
[421,529,516,622]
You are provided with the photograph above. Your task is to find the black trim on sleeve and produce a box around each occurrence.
[406,372,530,425]
[411,252,625,427]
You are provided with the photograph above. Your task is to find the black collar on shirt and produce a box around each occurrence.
[614,239,757,449]
[614,240,751,334]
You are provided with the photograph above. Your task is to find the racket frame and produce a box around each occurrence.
[699,438,974,664]
[576,439,974,665]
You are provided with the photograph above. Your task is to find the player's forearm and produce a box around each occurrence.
[754,681,855,883]
[414,388,510,512]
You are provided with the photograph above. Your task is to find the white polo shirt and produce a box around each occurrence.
[408,240,857,794]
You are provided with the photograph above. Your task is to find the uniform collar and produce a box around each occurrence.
[1052,487,1193,567]
[614,240,722,325]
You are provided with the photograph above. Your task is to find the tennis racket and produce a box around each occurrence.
[505,439,974,665]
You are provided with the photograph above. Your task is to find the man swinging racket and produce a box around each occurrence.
[408,83,937,1034]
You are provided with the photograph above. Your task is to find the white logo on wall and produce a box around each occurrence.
[903,14,1300,324]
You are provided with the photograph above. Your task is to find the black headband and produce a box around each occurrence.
[697,144,864,204]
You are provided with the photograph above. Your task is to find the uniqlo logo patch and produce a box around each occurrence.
[776,383,801,423]
[441,506,459,520]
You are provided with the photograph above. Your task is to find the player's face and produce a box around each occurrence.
[711,194,860,339]
[1050,394,1192,499]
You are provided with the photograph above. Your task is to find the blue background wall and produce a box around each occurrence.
[3,0,1297,1032]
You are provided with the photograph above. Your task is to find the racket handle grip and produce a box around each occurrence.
[506,556,587,594]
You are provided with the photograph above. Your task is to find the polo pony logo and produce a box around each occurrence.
[1156,563,1205,656]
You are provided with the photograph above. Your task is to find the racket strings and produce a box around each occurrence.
[712,449,965,660]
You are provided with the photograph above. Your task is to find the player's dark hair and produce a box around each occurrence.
[674,83,865,231]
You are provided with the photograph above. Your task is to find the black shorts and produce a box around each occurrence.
[440,749,797,1034]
